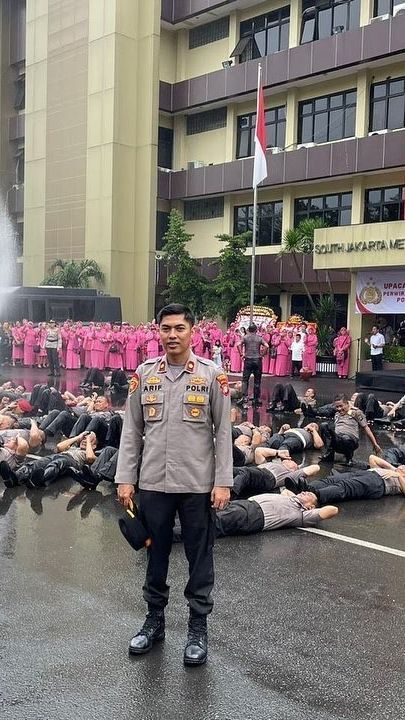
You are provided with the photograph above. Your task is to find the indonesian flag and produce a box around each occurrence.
[253,65,268,188]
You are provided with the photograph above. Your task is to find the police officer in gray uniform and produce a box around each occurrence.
[115,303,233,666]
[238,323,268,407]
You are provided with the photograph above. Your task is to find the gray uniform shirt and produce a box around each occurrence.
[258,463,306,488]
[249,493,322,530]
[334,408,367,440]
[115,352,233,493]
[240,334,265,359]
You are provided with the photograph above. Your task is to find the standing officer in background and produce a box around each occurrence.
[116,303,233,666]
[238,323,268,407]
[45,319,62,376]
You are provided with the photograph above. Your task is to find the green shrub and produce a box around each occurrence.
[364,345,405,363]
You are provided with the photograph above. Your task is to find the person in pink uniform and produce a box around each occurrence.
[60,322,70,368]
[145,324,160,359]
[275,330,291,377]
[107,324,125,369]
[91,323,106,370]
[102,324,114,367]
[125,327,139,371]
[191,326,205,357]
[136,325,146,365]
[83,324,94,368]
[23,322,38,367]
[229,327,242,373]
[11,322,24,366]
[268,328,278,375]
[66,326,82,369]
[286,331,294,376]
[303,326,318,376]
[261,325,272,374]
[36,322,48,368]
[334,327,351,379]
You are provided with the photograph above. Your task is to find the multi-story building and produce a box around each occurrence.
[2,0,405,369]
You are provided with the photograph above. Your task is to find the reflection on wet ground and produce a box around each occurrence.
[1,368,405,719]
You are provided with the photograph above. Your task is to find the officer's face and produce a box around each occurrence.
[159,314,192,360]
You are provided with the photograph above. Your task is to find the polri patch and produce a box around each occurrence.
[129,374,140,395]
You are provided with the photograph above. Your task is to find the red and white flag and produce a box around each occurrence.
[253,65,268,188]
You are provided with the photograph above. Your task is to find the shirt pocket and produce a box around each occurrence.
[141,391,164,422]
[183,391,209,423]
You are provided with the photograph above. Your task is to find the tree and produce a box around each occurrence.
[41,258,104,288]
[160,209,207,316]
[279,218,329,313]
[205,232,251,324]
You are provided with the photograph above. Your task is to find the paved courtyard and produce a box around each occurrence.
[1,368,405,720]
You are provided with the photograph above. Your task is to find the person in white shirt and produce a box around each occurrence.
[290,333,305,377]
[365,326,385,371]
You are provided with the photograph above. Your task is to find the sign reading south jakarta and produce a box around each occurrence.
[356,271,405,314]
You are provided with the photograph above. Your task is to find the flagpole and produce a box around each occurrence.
[250,183,258,323]
[250,63,262,324]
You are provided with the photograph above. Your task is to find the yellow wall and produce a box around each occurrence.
[184,126,228,167]
[159,28,177,84]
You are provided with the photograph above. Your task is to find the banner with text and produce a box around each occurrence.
[356,271,405,314]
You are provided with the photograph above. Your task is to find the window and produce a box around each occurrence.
[189,17,230,49]
[301,0,360,44]
[294,193,352,226]
[14,75,25,111]
[369,77,405,132]
[364,186,404,223]
[186,108,227,136]
[298,90,356,144]
[237,106,286,157]
[15,149,24,184]
[373,0,404,16]
[234,201,283,246]
[232,7,290,63]
[158,127,173,169]
[184,197,224,221]
[156,211,170,250]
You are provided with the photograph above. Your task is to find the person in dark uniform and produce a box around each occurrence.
[237,323,268,407]
[115,303,233,666]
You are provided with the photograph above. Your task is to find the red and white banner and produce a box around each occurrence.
[253,66,268,188]
[356,270,405,314]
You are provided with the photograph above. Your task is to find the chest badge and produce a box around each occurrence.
[190,408,201,418]
[148,407,157,418]
[146,394,157,404]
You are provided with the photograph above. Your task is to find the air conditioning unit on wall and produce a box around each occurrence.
[368,129,389,135]
[187,161,205,170]
[271,146,283,154]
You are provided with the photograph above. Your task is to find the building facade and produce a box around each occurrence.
[2,0,405,348]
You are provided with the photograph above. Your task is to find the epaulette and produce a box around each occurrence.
[197,357,217,368]
[143,357,160,365]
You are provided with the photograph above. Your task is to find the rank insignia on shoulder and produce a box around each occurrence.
[216,373,229,396]
[158,361,166,372]
[129,374,140,395]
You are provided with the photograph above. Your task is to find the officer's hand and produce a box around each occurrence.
[117,483,135,509]
[211,486,230,510]
[373,444,382,456]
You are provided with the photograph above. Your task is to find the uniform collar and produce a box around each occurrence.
[158,351,197,374]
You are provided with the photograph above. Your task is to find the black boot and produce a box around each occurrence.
[319,451,335,463]
[184,612,208,667]
[0,461,19,488]
[128,609,165,655]
[16,465,45,488]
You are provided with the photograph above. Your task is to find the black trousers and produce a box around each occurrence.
[139,490,215,616]
[371,354,383,371]
[91,445,118,480]
[310,470,385,504]
[383,445,405,467]
[46,347,60,374]
[242,358,262,401]
[215,499,264,537]
[24,453,80,484]
[40,409,76,436]
[319,422,359,461]
[291,360,302,376]
[232,466,278,498]
[70,413,108,445]
[271,383,300,411]
[265,433,304,454]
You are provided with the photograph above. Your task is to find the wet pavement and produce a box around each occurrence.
[1,368,405,719]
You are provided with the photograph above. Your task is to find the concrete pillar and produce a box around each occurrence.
[351,178,364,224]
[285,89,297,150]
[356,70,370,138]
[279,292,291,321]
[282,188,295,234]
[347,272,363,376]
[289,0,302,48]
[360,0,373,26]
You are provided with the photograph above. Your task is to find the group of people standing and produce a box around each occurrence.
[0,318,354,379]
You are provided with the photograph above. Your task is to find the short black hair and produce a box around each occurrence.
[157,303,195,327]
[248,323,257,333]
[334,393,348,402]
